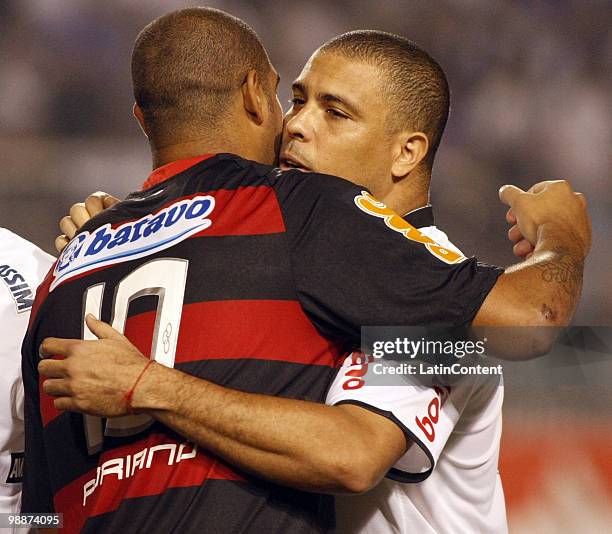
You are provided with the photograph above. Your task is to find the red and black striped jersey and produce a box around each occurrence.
[22,153,502,533]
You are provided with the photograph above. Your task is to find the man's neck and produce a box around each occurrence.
[150,137,253,169]
[381,173,431,215]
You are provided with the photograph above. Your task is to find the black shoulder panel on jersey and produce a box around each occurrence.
[271,169,503,342]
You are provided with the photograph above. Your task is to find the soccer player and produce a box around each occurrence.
[0,228,53,528]
[24,7,590,534]
[286,33,507,533]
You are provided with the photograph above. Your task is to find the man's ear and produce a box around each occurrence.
[241,69,266,126]
[133,104,148,138]
[391,132,429,179]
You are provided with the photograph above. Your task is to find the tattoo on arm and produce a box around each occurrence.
[535,251,583,298]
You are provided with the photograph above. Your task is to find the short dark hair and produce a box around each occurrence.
[132,7,271,146]
[319,31,450,167]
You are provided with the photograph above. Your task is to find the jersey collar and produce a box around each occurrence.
[141,154,215,190]
[403,205,434,228]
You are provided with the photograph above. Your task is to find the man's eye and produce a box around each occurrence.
[289,98,305,106]
[327,108,349,119]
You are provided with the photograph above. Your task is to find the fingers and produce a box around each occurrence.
[85,191,119,214]
[39,337,81,358]
[69,203,91,230]
[85,314,126,341]
[513,239,535,258]
[84,195,106,218]
[53,397,76,411]
[499,185,525,207]
[506,208,517,225]
[38,359,67,378]
[58,192,119,247]
[55,234,69,254]
[103,195,120,208]
[42,378,71,396]
[89,191,120,209]
[507,224,523,243]
[59,216,78,240]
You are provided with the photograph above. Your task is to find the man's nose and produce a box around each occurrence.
[284,108,313,142]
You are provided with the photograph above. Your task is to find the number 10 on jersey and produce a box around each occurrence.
[81,258,189,454]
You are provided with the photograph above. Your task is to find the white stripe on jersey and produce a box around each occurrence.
[327,225,507,534]
[0,229,54,525]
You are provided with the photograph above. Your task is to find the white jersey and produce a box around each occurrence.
[0,229,54,519]
[327,215,507,534]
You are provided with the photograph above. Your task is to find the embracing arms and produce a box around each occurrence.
[58,180,591,332]
[40,179,590,496]
[39,319,406,494]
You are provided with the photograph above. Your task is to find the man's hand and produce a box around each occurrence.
[499,180,591,260]
[475,179,591,334]
[55,192,119,253]
[38,315,150,417]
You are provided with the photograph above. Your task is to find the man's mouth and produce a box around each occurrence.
[279,154,310,172]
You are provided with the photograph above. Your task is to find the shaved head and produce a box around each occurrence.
[132,7,273,147]
[318,31,450,168]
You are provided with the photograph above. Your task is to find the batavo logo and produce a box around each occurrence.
[354,191,466,265]
[51,195,215,291]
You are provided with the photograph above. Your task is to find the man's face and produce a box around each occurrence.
[280,52,395,197]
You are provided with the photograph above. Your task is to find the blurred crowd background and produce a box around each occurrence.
[1,1,610,531]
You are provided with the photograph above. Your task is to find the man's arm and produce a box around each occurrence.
[474,234,584,326]
[138,363,407,493]
[58,181,590,336]
[39,320,407,494]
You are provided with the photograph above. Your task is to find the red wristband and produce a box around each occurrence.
[124,359,154,414]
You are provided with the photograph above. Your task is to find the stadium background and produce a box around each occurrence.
[1,1,610,531]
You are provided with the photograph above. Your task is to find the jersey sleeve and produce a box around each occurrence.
[325,354,479,482]
[273,171,503,344]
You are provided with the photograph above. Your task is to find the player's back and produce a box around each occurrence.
[22,154,341,533]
